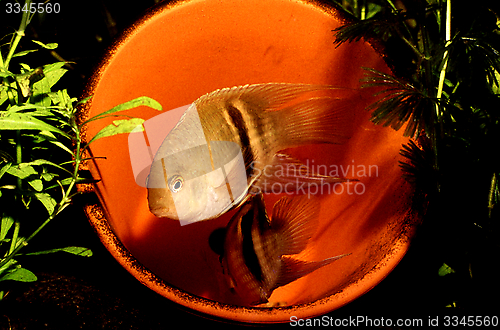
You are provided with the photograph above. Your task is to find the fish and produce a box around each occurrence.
[146,83,355,223]
[220,193,349,306]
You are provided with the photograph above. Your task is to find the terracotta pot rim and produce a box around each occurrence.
[84,202,412,323]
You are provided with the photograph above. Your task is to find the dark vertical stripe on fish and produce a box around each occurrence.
[240,204,263,283]
[226,104,255,178]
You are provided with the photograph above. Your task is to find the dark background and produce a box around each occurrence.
[1,1,499,328]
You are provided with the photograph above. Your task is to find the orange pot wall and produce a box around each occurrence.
[82,0,417,323]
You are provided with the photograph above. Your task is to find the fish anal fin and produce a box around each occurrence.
[277,254,350,288]
[271,195,319,256]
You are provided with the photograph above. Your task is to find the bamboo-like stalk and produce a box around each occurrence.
[436,0,452,123]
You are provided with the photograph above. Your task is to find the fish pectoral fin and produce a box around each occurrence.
[277,254,350,287]
[221,148,251,189]
[231,193,252,210]
[210,145,256,205]
[256,153,356,193]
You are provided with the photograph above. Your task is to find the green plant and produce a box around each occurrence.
[333,0,500,308]
[0,0,162,299]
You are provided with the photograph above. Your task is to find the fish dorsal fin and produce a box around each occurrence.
[196,83,345,112]
[277,254,350,288]
[271,195,320,256]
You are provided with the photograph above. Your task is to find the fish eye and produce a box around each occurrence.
[169,175,184,193]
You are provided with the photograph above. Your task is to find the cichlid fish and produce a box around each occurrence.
[220,194,349,306]
[147,83,355,224]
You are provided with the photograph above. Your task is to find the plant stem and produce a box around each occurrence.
[489,173,497,219]
[432,0,451,189]
[0,205,66,269]
[0,51,5,69]
[8,221,21,255]
[395,28,426,60]
[63,117,81,203]
[0,166,78,269]
[15,131,22,189]
[436,0,452,117]
[385,0,398,13]
[4,0,31,70]
[7,66,25,262]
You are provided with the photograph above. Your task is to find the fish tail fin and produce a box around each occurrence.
[271,195,319,256]
[274,95,355,148]
[277,254,350,287]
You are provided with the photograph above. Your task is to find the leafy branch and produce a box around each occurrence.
[334,0,500,308]
[361,67,437,137]
[334,0,500,193]
[0,0,162,298]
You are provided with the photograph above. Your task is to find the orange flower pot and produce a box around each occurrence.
[81,0,419,323]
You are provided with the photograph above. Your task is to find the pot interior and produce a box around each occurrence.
[82,0,417,322]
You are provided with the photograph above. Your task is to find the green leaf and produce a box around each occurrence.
[0,259,15,274]
[6,164,37,179]
[4,164,43,191]
[0,264,37,283]
[28,178,43,191]
[12,49,39,58]
[438,263,456,276]
[14,67,45,98]
[19,63,31,71]
[31,78,51,106]
[0,83,12,107]
[41,172,56,181]
[33,193,57,214]
[362,68,436,137]
[0,69,14,78]
[86,118,145,146]
[24,246,92,257]
[0,163,12,180]
[83,96,162,125]
[0,112,71,139]
[77,95,93,106]
[0,214,14,241]
[31,63,67,106]
[38,131,74,155]
[490,69,500,95]
[49,89,76,109]
[3,103,44,113]
[24,159,71,174]
[43,68,67,89]
[333,12,402,47]
[40,62,67,87]
[32,40,58,50]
